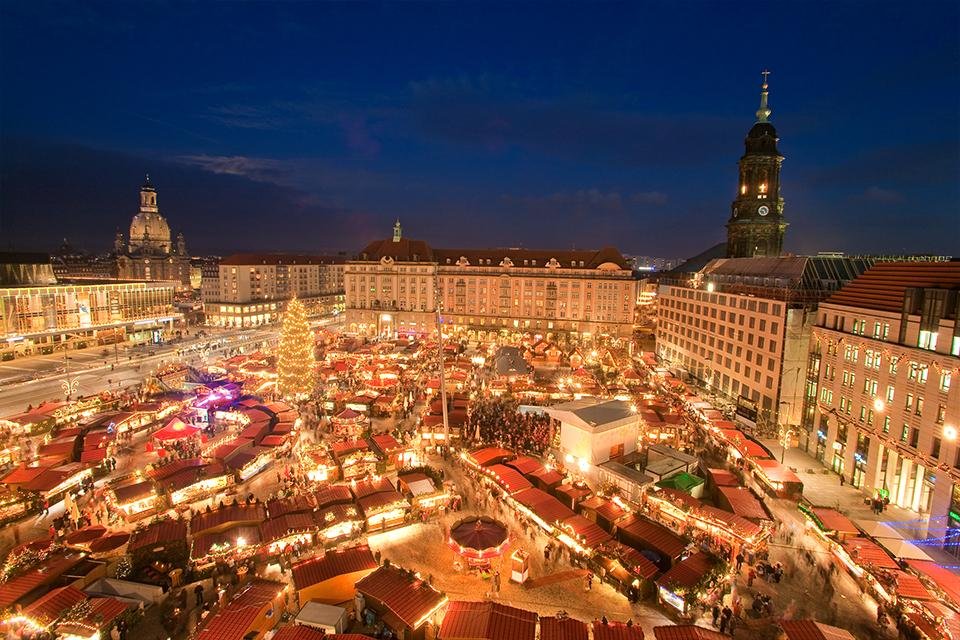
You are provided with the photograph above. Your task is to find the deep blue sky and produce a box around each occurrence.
[1,1,957,258]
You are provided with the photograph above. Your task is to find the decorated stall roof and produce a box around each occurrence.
[752,459,803,484]
[908,559,960,605]
[128,520,188,553]
[313,485,354,508]
[465,447,514,468]
[580,497,627,523]
[696,505,762,540]
[352,476,397,500]
[555,483,592,505]
[540,616,589,640]
[314,503,363,530]
[196,580,284,640]
[357,490,408,515]
[153,417,201,441]
[147,458,206,480]
[266,494,315,518]
[617,515,687,559]
[439,600,537,640]
[260,512,316,544]
[561,514,613,548]
[840,537,899,570]
[809,507,859,536]
[398,473,439,497]
[655,551,714,591]
[890,570,935,601]
[192,526,262,558]
[355,564,447,631]
[56,597,130,637]
[23,585,87,624]
[512,488,576,524]
[191,502,267,535]
[485,464,533,494]
[0,554,83,608]
[529,467,565,489]
[370,434,403,455]
[506,456,545,476]
[292,545,377,590]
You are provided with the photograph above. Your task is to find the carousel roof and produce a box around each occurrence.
[449,516,508,554]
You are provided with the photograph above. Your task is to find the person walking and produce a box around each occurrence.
[711,604,721,627]
[735,552,744,573]
[194,584,204,607]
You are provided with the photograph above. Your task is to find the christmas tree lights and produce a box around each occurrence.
[276,297,316,400]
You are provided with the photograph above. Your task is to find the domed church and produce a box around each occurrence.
[114,176,191,288]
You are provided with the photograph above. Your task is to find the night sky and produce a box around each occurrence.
[1,2,957,259]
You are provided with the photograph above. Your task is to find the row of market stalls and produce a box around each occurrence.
[462,446,730,615]
[802,505,960,639]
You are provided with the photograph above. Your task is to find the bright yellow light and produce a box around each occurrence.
[873,398,885,412]
[577,458,589,472]
[944,425,957,442]
[236,536,246,547]
[564,453,574,463]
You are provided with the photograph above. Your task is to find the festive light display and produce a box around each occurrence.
[276,297,316,400]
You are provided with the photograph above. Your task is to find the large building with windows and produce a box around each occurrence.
[804,261,960,540]
[656,256,872,434]
[344,222,637,342]
[202,254,345,327]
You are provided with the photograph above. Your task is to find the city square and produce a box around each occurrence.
[0,3,958,640]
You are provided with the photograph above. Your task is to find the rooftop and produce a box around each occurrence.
[546,398,636,432]
[823,260,960,313]
[219,253,346,266]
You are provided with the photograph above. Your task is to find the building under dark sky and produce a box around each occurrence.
[0,2,957,257]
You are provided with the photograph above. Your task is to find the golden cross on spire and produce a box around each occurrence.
[761,69,770,88]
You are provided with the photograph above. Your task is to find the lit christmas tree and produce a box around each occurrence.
[276,297,316,400]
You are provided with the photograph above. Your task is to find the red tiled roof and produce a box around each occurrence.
[439,601,537,640]
[716,487,768,521]
[908,559,960,605]
[65,525,107,545]
[191,502,268,535]
[24,466,89,493]
[0,554,82,608]
[540,616,589,640]
[811,508,858,535]
[260,435,287,447]
[841,537,899,570]
[272,628,375,640]
[592,621,646,640]
[147,457,206,481]
[652,625,728,640]
[486,464,533,494]
[313,484,354,508]
[825,261,960,313]
[128,520,188,553]
[891,570,935,601]
[466,447,514,467]
[57,597,130,635]
[197,580,284,640]
[617,515,686,559]
[0,464,47,486]
[555,484,592,502]
[779,619,856,640]
[192,526,261,558]
[357,490,408,515]
[352,476,397,499]
[315,503,363,531]
[512,488,575,524]
[529,468,565,487]
[371,434,403,453]
[88,532,130,554]
[260,513,316,544]
[656,552,714,591]
[331,439,369,456]
[706,468,740,487]
[355,564,447,629]
[753,459,802,484]
[292,545,377,590]
[267,494,315,518]
[80,448,108,463]
[697,505,762,540]
[561,514,613,548]
[506,456,545,476]
[24,585,87,624]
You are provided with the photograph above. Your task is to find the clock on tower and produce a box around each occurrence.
[726,71,789,258]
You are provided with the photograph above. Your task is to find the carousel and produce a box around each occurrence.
[330,408,367,438]
[448,516,509,569]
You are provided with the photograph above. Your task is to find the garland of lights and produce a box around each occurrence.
[276,297,317,400]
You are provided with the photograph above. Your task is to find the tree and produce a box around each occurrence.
[277,297,316,400]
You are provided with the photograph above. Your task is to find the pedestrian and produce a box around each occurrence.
[586,572,594,591]
[839,474,845,486]
[728,614,737,637]
[194,583,204,606]
[735,552,744,572]
[719,609,730,634]
[747,567,756,587]
[712,604,721,627]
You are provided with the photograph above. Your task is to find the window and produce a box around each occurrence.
[915,396,924,416]
[940,371,951,392]
[889,359,899,375]
[932,437,942,460]
[905,393,914,411]
[882,416,891,434]
[886,385,895,403]
[919,330,938,351]
[937,404,946,424]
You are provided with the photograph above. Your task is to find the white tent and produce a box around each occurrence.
[875,537,934,562]
[855,520,904,540]
[295,602,349,634]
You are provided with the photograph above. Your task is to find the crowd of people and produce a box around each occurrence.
[466,397,553,455]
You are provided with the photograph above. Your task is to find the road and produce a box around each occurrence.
[0,316,343,417]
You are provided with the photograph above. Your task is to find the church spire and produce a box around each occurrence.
[393,219,402,243]
[756,70,772,123]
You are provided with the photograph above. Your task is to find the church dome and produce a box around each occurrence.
[128,177,172,255]
[745,122,780,155]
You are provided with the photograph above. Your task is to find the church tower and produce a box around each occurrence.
[726,71,788,258]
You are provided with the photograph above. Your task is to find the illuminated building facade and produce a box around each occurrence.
[203,254,345,327]
[0,279,179,357]
[656,256,871,432]
[805,262,960,539]
[345,221,637,341]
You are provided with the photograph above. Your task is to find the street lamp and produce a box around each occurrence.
[944,424,958,442]
[873,398,885,413]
